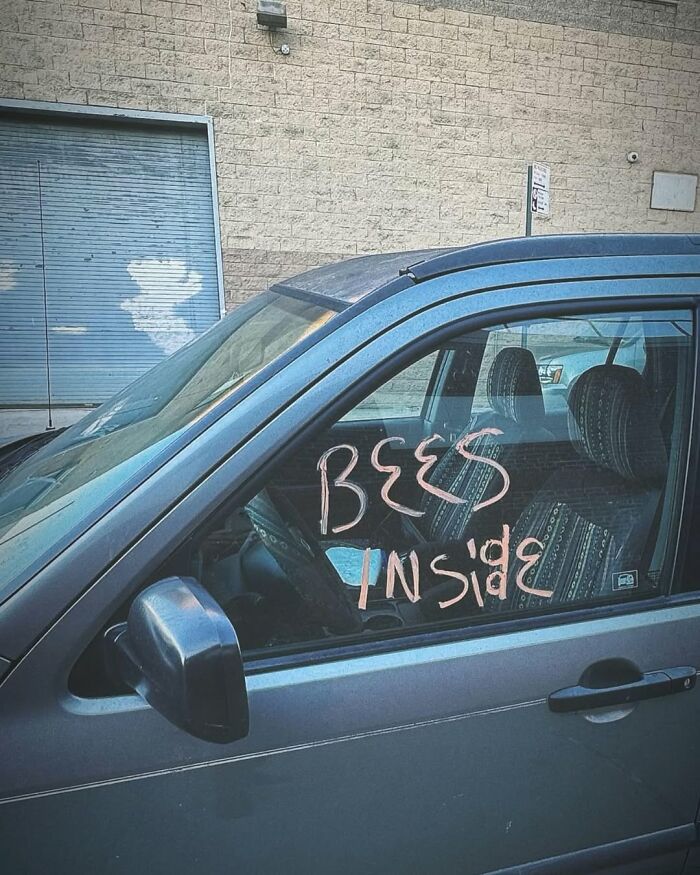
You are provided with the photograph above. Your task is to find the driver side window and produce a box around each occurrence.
[159,308,693,660]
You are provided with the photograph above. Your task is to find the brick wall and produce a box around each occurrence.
[1,0,699,307]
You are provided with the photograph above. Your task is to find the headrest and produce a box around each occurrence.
[487,347,545,427]
[568,365,667,484]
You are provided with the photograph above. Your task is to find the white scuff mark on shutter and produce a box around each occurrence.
[122,258,201,355]
[0,262,18,291]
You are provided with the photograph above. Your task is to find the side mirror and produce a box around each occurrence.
[105,576,249,744]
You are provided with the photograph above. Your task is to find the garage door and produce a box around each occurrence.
[0,112,222,406]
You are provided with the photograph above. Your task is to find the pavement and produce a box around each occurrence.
[0,408,92,447]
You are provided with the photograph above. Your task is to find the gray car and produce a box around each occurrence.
[1,234,700,875]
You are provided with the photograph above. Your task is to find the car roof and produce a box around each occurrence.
[272,234,700,307]
[271,248,455,307]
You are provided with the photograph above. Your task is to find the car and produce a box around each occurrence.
[535,319,646,426]
[1,233,700,875]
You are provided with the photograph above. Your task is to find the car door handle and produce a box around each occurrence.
[548,665,697,713]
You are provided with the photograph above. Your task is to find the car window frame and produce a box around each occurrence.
[3,278,699,671]
[222,300,698,668]
[82,291,700,680]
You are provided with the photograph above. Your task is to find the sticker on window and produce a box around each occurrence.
[612,570,638,592]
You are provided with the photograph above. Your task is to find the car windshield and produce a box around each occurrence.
[0,290,335,599]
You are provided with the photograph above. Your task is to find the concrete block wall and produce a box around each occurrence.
[1,0,699,307]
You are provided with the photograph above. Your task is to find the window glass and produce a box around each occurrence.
[157,308,693,658]
[341,351,440,421]
[0,291,334,596]
[473,317,647,418]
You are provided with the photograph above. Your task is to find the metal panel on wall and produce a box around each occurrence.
[0,114,221,406]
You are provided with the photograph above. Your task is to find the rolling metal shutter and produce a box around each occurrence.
[0,113,222,406]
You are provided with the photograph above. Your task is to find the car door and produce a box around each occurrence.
[1,271,700,875]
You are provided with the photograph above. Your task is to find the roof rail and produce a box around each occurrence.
[407,233,700,282]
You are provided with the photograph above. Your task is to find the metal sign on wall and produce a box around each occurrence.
[531,162,550,216]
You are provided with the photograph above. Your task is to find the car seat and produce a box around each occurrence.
[493,364,668,612]
[416,346,555,544]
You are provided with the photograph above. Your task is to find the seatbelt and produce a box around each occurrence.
[631,487,666,591]
[606,316,631,365]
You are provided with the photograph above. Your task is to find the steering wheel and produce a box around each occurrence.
[244,487,361,634]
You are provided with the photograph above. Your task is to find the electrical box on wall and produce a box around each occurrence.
[257,1,287,28]
[650,171,698,212]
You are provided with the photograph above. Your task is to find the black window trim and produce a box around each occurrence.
[245,591,700,676]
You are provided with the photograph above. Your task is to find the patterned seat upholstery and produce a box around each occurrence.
[495,364,668,612]
[416,346,553,543]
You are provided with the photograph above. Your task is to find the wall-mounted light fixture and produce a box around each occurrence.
[257,1,287,29]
